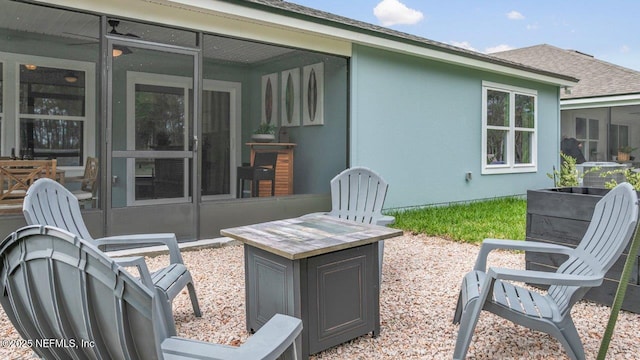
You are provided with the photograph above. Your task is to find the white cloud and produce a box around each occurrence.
[621,45,631,53]
[485,44,515,54]
[450,42,515,54]
[373,0,424,26]
[450,41,478,52]
[507,11,524,20]
[526,23,539,30]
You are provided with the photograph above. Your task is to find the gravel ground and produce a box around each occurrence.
[1,233,639,359]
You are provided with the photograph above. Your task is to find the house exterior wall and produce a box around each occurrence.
[0,0,571,239]
[36,1,568,206]
[350,45,561,208]
[246,54,349,195]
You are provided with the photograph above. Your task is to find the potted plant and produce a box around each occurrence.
[251,123,276,143]
[617,146,636,162]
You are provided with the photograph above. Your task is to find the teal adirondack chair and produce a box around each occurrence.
[327,167,394,226]
[324,167,395,279]
[453,182,638,360]
[0,225,302,360]
[22,177,201,318]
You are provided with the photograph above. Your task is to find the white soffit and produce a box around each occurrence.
[37,0,351,56]
[163,0,576,87]
[40,0,576,87]
[561,94,640,110]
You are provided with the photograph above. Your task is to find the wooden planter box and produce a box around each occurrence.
[526,187,640,313]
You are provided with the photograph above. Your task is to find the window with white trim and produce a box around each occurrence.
[482,81,537,174]
[19,64,87,166]
[0,52,96,176]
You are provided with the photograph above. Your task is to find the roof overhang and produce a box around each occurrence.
[561,93,640,110]
[167,0,578,87]
[36,0,578,87]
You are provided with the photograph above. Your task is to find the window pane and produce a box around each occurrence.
[134,158,186,200]
[20,118,83,166]
[515,94,534,128]
[515,131,533,164]
[202,89,231,196]
[20,65,85,116]
[487,90,509,126]
[0,62,3,113]
[486,129,508,165]
[588,141,598,160]
[155,158,187,199]
[620,125,629,148]
[1,63,3,148]
[135,84,185,151]
[589,119,599,140]
[576,118,586,139]
[135,158,155,200]
[609,124,619,157]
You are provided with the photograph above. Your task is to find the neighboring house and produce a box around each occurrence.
[493,44,640,163]
[0,0,577,240]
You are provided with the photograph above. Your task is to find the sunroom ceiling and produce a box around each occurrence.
[0,1,296,65]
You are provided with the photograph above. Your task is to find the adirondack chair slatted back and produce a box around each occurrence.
[80,156,99,194]
[0,226,173,360]
[22,178,93,241]
[549,183,638,315]
[329,167,389,224]
[24,178,203,319]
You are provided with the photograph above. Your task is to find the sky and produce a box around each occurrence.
[287,0,640,71]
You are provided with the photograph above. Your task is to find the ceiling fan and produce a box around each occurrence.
[108,20,140,57]
[107,19,140,40]
[66,19,140,57]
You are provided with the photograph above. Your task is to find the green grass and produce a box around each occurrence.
[388,197,526,244]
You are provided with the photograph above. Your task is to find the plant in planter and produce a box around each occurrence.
[546,152,599,187]
[600,167,640,191]
[617,146,637,162]
[547,152,580,187]
[251,123,277,143]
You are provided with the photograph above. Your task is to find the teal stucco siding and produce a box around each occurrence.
[350,44,560,209]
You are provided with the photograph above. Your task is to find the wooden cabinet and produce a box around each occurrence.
[247,143,296,196]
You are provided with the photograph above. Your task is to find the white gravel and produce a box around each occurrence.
[1,233,639,359]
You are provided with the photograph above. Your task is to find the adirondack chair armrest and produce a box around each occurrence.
[95,233,184,264]
[487,267,603,287]
[161,314,302,360]
[162,337,236,359]
[231,313,302,360]
[474,239,574,271]
[375,215,395,226]
[113,256,154,288]
[302,212,327,218]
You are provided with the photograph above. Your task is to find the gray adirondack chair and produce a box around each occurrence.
[0,225,302,360]
[324,167,395,279]
[452,182,638,360]
[22,177,201,318]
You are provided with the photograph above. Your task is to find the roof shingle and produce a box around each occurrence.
[492,44,640,99]
[231,1,577,83]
